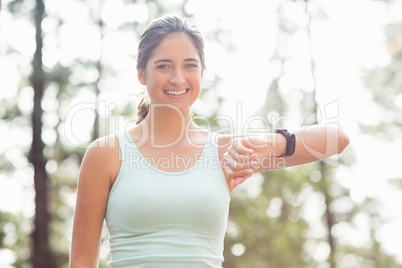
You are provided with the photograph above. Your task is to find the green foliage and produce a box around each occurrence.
[2,0,232,266]
[224,169,311,268]
[389,177,402,191]
[359,20,402,265]
[362,23,402,137]
[7,0,31,18]
[2,0,401,267]
[0,211,31,267]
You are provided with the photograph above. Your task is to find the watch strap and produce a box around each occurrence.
[274,129,296,157]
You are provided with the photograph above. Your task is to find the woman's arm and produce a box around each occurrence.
[221,124,350,188]
[282,124,350,167]
[69,136,121,268]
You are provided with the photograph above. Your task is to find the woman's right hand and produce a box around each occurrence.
[221,137,256,187]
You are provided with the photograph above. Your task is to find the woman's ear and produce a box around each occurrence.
[137,68,146,85]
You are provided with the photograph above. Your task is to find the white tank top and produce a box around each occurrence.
[104,131,230,267]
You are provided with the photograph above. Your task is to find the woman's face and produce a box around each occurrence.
[138,33,202,114]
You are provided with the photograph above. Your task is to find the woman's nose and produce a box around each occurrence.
[170,69,186,86]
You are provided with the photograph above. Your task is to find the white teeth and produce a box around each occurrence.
[165,89,187,95]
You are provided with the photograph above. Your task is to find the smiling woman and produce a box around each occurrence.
[137,33,202,111]
[69,16,349,268]
[135,17,206,123]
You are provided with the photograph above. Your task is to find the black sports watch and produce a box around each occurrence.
[274,129,296,157]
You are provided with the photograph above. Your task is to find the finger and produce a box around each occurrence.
[228,145,255,163]
[231,170,254,187]
[231,177,246,187]
[226,168,253,179]
[231,138,255,155]
[223,151,247,171]
[222,159,253,180]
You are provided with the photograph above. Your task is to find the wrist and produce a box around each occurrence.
[263,133,286,156]
[274,133,287,157]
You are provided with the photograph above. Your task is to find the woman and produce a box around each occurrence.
[69,16,349,267]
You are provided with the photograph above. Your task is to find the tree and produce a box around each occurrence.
[222,2,316,267]
[360,13,402,268]
[28,0,57,266]
[362,22,402,137]
[221,1,400,267]
[3,0,399,267]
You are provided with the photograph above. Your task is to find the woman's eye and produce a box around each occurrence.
[157,65,170,69]
[185,63,197,68]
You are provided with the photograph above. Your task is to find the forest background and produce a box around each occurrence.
[1,0,402,267]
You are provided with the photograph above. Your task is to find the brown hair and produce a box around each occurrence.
[136,16,206,124]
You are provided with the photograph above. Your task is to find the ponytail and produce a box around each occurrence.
[136,96,149,124]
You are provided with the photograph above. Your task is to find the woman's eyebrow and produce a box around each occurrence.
[184,58,200,62]
[153,59,172,64]
[153,58,200,64]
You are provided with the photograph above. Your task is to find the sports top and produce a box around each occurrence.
[104,131,230,268]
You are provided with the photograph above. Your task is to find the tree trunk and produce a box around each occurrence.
[29,0,54,267]
[320,162,336,268]
[93,17,103,141]
[304,1,336,267]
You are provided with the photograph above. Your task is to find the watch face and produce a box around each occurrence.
[288,134,296,156]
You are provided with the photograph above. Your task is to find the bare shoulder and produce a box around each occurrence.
[71,135,121,265]
[80,134,121,190]
[84,135,120,167]
[87,134,119,150]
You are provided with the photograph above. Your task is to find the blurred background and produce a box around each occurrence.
[1,0,402,267]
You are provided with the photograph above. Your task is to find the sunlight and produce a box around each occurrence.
[2,0,402,266]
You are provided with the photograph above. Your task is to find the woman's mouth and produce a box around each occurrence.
[164,89,189,96]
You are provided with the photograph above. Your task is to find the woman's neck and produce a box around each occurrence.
[141,105,197,146]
